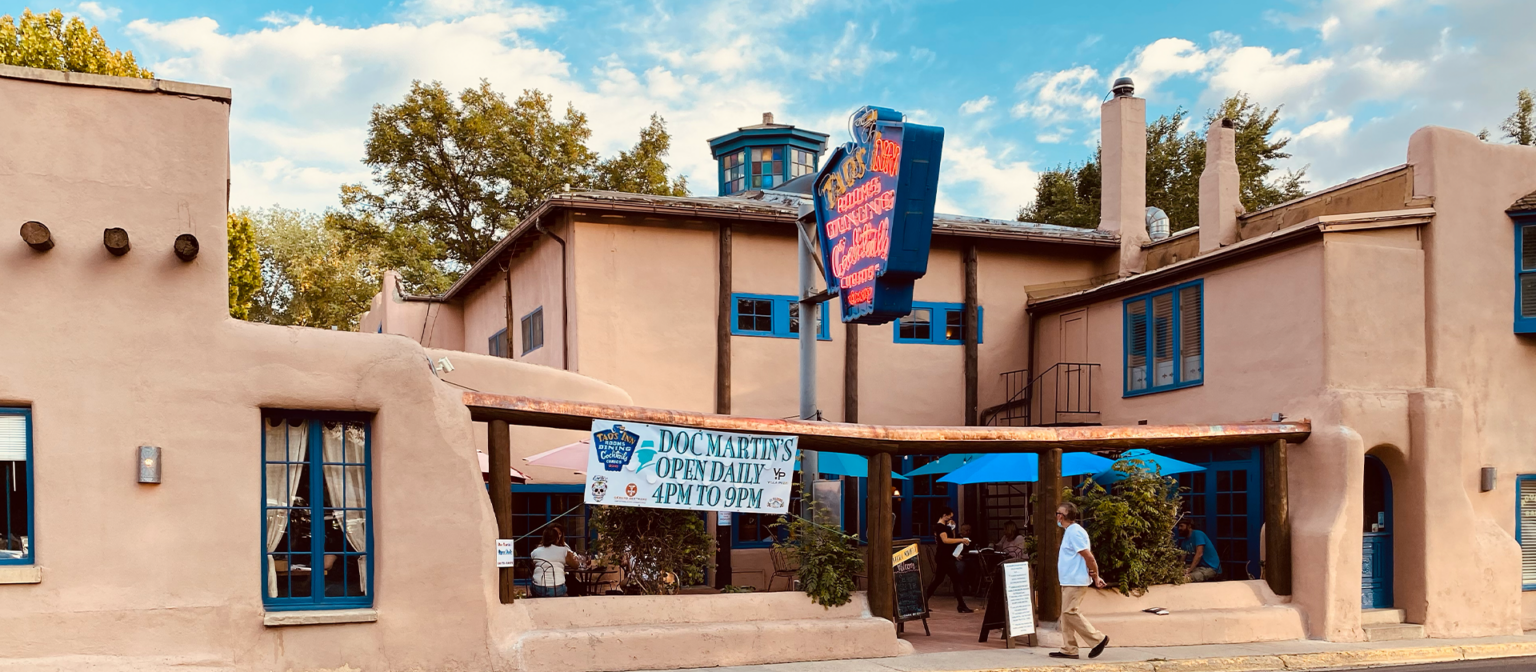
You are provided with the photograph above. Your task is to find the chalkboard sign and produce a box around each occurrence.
[892,540,930,635]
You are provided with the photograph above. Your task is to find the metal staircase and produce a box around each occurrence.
[980,363,1101,427]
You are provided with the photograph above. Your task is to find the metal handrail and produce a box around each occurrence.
[1027,363,1101,426]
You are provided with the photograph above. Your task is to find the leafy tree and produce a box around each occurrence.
[0,9,151,78]
[227,212,262,320]
[590,505,714,595]
[1018,94,1307,232]
[774,504,865,608]
[1502,89,1535,146]
[350,80,689,271]
[1064,460,1187,596]
[246,207,379,331]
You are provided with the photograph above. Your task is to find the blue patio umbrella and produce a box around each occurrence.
[903,453,983,477]
[937,452,1115,485]
[797,452,908,480]
[1094,449,1205,484]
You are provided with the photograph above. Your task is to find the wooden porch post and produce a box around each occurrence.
[1035,448,1062,621]
[488,419,515,603]
[844,323,858,423]
[867,451,894,622]
[1263,439,1292,596]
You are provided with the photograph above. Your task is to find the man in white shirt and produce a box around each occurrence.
[1051,502,1109,659]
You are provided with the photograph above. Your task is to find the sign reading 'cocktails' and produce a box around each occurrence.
[813,106,944,324]
[584,420,798,515]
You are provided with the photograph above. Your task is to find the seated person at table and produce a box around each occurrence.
[995,520,1027,561]
[1175,518,1221,582]
[530,526,582,597]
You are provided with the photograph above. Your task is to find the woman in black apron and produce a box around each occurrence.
[923,507,973,612]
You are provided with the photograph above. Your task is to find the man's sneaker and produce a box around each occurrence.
[1089,635,1110,658]
[1049,652,1076,659]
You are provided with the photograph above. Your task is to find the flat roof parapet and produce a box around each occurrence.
[0,63,231,102]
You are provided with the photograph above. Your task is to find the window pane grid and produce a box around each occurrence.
[1125,281,1202,395]
[263,414,371,609]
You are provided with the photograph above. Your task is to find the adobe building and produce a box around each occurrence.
[368,77,1536,645]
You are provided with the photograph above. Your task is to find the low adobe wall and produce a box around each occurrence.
[1037,580,1306,647]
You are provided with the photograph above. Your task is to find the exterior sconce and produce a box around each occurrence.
[174,234,200,261]
[21,221,53,251]
[138,445,162,484]
[104,228,131,256]
[1481,466,1497,493]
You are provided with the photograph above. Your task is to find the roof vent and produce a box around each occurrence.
[763,112,775,125]
[1111,77,1135,98]
[1146,206,1170,240]
[1220,117,1234,129]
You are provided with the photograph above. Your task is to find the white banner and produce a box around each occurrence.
[584,420,798,514]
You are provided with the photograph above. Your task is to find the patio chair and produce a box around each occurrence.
[529,559,561,597]
[768,548,800,592]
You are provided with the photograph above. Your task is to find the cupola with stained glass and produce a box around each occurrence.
[706,112,829,195]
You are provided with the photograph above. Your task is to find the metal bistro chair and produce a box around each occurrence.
[529,559,562,597]
[768,547,800,592]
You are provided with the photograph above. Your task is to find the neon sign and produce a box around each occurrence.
[813,106,944,324]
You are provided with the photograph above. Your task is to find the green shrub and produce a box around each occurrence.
[774,504,864,608]
[721,584,757,594]
[590,506,714,595]
[1064,460,1187,596]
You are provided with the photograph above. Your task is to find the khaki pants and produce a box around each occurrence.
[1188,566,1219,583]
[1060,585,1106,656]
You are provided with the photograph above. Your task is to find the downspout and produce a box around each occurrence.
[535,217,570,371]
[503,259,515,358]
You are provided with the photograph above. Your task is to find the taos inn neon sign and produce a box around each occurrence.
[813,106,944,324]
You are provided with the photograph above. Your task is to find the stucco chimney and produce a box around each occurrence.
[763,112,775,125]
[1199,118,1242,252]
[1101,78,1148,277]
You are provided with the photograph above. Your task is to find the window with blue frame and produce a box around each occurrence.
[261,412,373,610]
[730,294,829,340]
[790,148,817,178]
[510,484,590,585]
[0,408,33,565]
[893,302,982,345]
[489,328,508,358]
[751,147,783,189]
[731,482,800,547]
[1515,221,1536,333]
[521,308,544,355]
[722,151,746,195]
[1124,280,1203,396]
[1519,476,1536,590]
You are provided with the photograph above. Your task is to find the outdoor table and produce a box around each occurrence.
[567,566,612,596]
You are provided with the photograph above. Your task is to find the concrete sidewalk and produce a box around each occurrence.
[650,633,1536,672]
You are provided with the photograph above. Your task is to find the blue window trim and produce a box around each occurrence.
[892,302,983,345]
[729,293,831,340]
[1520,475,1536,591]
[0,407,34,566]
[489,328,508,358]
[1515,218,1536,334]
[508,484,589,586]
[260,411,375,611]
[1122,280,1204,397]
[520,307,544,355]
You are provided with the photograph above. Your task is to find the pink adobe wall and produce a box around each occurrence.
[0,69,638,671]
[456,228,569,369]
[1408,127,1536,631]
[356,271,463,350]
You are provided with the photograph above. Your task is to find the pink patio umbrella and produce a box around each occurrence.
[524,440,590,472]
[477,450,531,483]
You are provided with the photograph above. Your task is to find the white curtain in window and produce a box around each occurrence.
[264,419,308,598]
[0,415,25,461]
[322,421,369,594]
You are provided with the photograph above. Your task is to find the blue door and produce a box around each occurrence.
[1175,446,1265,579]
[1362,456,1394,609]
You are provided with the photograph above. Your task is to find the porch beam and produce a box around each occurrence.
[464,393,1311,456]
[1263,439,1292,595]
[488,419,515,604]
[866,451,894,622]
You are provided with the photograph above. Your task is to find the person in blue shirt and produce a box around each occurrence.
[1175,518,1221,582]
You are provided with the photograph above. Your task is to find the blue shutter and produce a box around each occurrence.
[1517,223,1536,333]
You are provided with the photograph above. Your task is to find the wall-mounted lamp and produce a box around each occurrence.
[138,445,162,484]
[1481,466,1497,493]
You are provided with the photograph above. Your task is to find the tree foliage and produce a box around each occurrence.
[348,80,689,271]
[1019,94,1307,232]
[0,9,151,78]
[774,504,865,608]
[227,212,262,320]
[1064,460,1187,596]
[590,505,714,595]
[1502,89,1535,146]
[245,207,382,331]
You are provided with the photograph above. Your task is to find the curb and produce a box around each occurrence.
[958,641,1536,672]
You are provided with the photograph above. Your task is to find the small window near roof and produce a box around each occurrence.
[894,302,982,345]
[0,409,33,566]
[1517,223,1536,333]
[731,294,829,340]
[1124,280,1203,396]
[521,308,544,355]
[489,328,508,358]
[722,151,746,195]
[898,309,931,341]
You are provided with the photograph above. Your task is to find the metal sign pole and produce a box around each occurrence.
[797,203,819,511]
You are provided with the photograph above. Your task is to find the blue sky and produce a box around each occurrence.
[36,0,1536,220]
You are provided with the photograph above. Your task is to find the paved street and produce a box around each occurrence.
[1374,660,1536,671]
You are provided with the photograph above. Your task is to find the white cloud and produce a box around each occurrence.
[1036,131,1066,144]
[1294,115,1353,142]
[933,139,1039,220]
[1011,65,1102,122]
[1206,46,1334,111]
[76,2,120,22]
[959,96,994,115]
[809,22,897,82]
[1119,37,1221,98]
[1318,16,1341,40]
[910,46,936,64]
